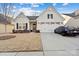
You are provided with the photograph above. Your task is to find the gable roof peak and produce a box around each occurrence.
[48,6,53,8]
[47,6,55,11]
[19,12,25,15]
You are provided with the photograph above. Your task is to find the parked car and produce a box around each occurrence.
[54,26,79,36]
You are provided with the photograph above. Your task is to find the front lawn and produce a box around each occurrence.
[0,33,42,52]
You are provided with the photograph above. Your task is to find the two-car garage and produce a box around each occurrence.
[37,6,64,32]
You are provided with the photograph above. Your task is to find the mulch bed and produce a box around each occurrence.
[0,35,16,40]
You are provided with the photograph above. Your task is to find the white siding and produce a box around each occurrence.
[0,24,5,33]
[61,15,71,25]
[65,17,79,28]
[14,12,29,30]
[0,23,14,33]
[37,6,64,32]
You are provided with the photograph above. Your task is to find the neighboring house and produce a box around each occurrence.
[0,14,14,33]
[36,6,64,32]
[63,10,79,29]
[65,15,79,29]
[13,6,65,32]
[61,14,72,25]
[63,10,79,17]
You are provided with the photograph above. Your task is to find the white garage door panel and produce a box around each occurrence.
[40,24,63,32]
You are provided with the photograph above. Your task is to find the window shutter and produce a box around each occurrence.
[16,23,18,29]
[51,14,53,19]
[26,23,27,30]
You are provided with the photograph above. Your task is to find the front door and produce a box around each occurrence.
[30,22,37,32]
[33,23,36,31]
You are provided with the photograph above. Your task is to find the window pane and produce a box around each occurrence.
[19,26,21,29]
[51,14,53,19]
[47,14,49,19]
[47,14,53,19]
[23,26,26,29]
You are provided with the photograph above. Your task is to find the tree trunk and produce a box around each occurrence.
[5,24,7,33]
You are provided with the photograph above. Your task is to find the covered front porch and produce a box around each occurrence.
[29,20,37,32]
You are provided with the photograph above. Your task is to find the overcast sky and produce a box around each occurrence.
[0,3,79,16]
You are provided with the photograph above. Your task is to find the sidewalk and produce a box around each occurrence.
[0,52,44,56]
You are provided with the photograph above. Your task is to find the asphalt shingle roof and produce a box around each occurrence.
[27,16,39,20]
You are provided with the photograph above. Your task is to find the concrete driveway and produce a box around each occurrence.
[41,32,79,56]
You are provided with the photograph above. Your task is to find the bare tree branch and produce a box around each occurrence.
[0,3,15,32]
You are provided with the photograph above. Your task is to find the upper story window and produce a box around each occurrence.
[47,14,53,19]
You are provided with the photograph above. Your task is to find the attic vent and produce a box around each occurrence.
[49,8,52,11]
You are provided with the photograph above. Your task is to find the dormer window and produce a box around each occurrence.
[47,14,53,19]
